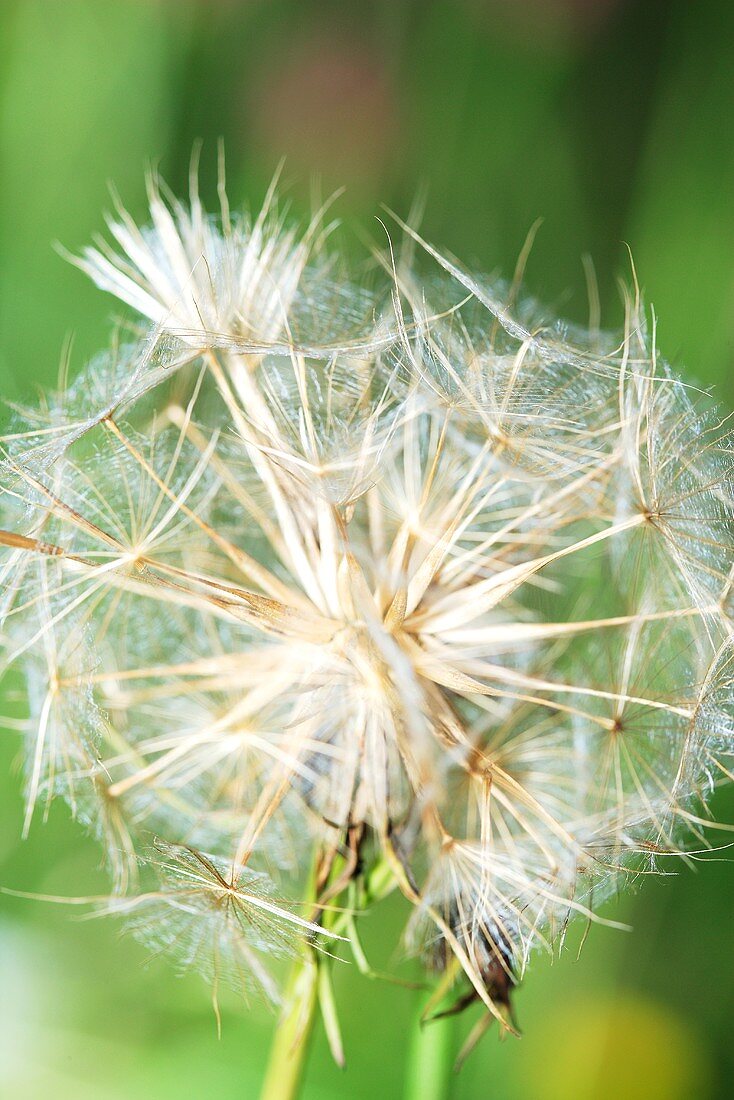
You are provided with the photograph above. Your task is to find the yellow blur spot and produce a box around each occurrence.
[524,995,710,1100]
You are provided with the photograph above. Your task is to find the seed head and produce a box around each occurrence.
[2,168,733,1041]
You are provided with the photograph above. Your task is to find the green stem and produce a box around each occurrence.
[260,953,319,1100]
[403,1008,455,1100]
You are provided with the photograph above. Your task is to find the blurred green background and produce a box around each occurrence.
[1,1,733,1097]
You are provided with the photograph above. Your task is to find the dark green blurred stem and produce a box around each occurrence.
[260,952,319,1100]
[404,1009,455,1100]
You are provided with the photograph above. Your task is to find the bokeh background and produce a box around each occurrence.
[1,1,733,1097]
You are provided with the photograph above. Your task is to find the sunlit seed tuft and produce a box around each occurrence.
[2,166,733,1046]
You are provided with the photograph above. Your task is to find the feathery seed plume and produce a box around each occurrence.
[2,165,733,1075]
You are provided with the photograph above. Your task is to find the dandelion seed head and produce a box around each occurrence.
[3,168,733,1031]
